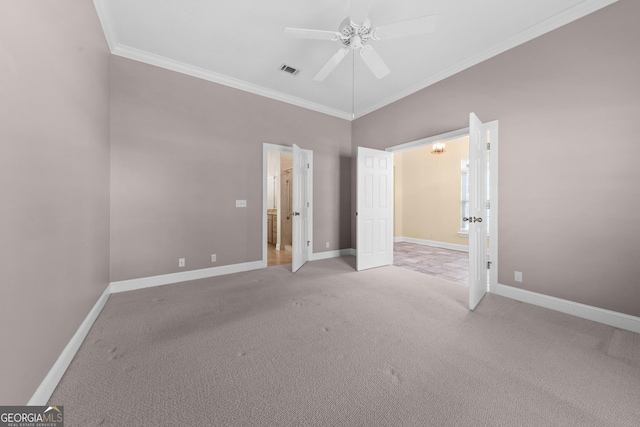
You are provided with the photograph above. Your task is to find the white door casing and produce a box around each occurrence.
[262,143,313,271]
[468,113,489,310]
[292,144,310,273]
[357,146,394,271]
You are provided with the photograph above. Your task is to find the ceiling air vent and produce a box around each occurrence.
[279,64,299,75]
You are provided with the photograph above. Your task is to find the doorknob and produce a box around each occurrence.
[293,212,300,216]
[463,217,470,222]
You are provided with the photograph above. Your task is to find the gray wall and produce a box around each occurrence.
[0,1,110,404]
[110,57,352,282]
[2,0,638,407]
[352,0,640,317]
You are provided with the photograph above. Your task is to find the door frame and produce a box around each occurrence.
[385,126,499,294]
[262,143,313,269]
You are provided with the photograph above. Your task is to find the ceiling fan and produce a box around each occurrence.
[283,0,438,81]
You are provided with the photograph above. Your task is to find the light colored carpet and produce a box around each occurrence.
[50,257,640,426]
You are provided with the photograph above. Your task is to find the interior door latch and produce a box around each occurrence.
[463,217,483,223]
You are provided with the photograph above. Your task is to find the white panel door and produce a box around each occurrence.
[357,146,394,271]
[292,144,310,273]
[468,113,489,310]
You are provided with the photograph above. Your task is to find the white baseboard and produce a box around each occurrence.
[110,260,265,293]
[28,284,111,405]
[111,249,361,294]
[111,251,358,294]
[310,248,355,261]
[394,236,469,253]
[495,283,640,334]
[32,255,638,406]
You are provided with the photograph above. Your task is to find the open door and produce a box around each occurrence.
[292,144,310,273]
[468,113,489,310]
[356,147,394,271]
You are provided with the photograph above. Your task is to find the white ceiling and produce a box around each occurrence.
[93,0,616,120]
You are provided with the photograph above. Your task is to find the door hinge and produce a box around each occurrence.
[307,163,310,169]
[307,202,309,207]
[307,241,310,247]
[487,261,492,269]
[487,142,490,150]
[486,201,490,210]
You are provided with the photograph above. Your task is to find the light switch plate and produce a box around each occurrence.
[236,200,247,208]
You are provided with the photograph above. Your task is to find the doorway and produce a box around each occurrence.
[265,149,293,267]
[385,124,498,294]
[392,135,471,282]
[262,143,314,271]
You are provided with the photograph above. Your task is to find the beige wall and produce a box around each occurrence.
[110,57,352,281]
[0,1,111,403]
[394,155,403,237]
[353,0,640,317]
[395,137,469,246]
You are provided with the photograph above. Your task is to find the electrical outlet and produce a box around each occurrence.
[179,258,185,268]
[211,254,216,263]
[514,271,523,282]
[236,200,247,208]
[325,242,330,249]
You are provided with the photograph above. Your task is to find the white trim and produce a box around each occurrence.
[94,0,616,120]
[386,128,470,153]
[354,0,619,119]
[305,151,314,263]
[395,236,469,253]
[487,121,499,293]
[28,285,111,405]
[495,283,640,334]
[262,143,313,270]
[110,261,264,293]
[111,44,352,120]
[263,144,292,269]
[310,249,355,261]
[92,0,117,51]
[29,249,639,406]
[388,121,499,294]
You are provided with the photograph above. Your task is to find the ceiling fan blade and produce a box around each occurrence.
[283,27,342,41]
[350,0,372,27]
[359,45,390,79]
[371,15,438,40]
[314,48,350,81]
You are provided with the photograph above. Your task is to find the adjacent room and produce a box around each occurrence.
[2,0,639,425]
[393,136,473,284]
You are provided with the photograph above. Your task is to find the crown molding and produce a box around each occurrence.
[94,0,617,121]
[92,0,117,52]
[353,0,619,119]
[111,44,352,121]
